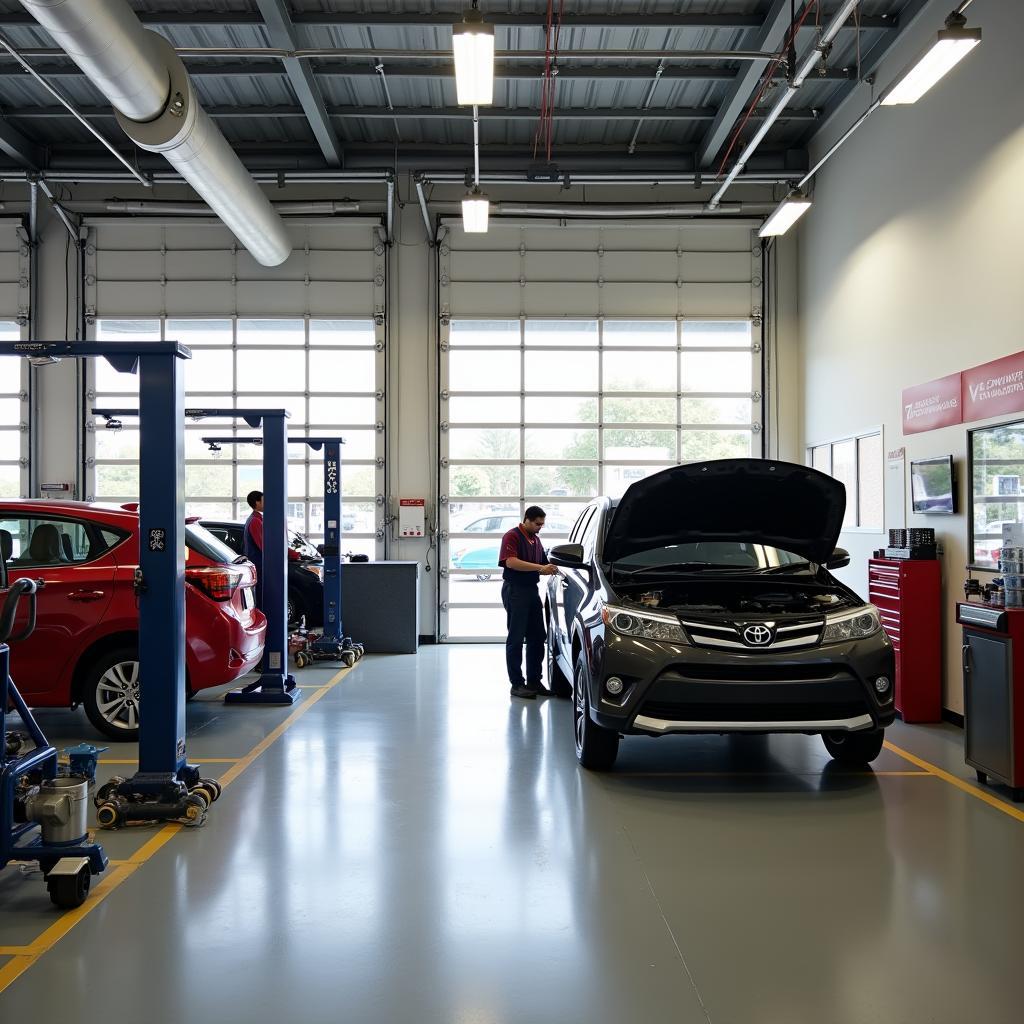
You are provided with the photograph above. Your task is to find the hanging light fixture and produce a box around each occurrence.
[881,11,981,106]
[453,1,495,106]
[461,186,490,232]
[758,191,812,237]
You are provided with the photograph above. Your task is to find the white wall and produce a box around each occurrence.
[797,0,1024,714]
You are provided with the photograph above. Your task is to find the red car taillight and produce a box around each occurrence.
[186,565,245,602]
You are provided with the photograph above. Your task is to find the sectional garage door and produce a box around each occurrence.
[82,217,387,557]
[0,219,29,499]
[437,219,764,640]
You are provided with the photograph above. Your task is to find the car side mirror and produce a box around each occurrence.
[550,543,586,568]
[826,548,850,570]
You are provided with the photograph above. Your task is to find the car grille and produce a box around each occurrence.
[681,617,823,651]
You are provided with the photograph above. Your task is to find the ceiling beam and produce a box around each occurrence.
[0,58,860,83]
[253,0,343,167]
[696,0,794,170]
[11,105,822,123]
[0,10,898,30]
[0,117,43,168]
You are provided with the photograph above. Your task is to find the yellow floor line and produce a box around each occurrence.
[0,948,31,956]
[884,740,1024,824]
[98,758,240,765]
[0,663,353,994]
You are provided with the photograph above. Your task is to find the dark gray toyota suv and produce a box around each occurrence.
[545,459,896,771]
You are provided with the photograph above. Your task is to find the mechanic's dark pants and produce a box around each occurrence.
[502,582,545,687]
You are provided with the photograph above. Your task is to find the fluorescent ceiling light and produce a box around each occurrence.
[758,194,812,237]
[453,5,495,106]
[462,188,490,233]
[881,18,981,106]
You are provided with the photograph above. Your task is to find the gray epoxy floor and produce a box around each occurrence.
[2,645,1024,1023]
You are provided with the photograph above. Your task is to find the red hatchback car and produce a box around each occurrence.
[0,500,267,740]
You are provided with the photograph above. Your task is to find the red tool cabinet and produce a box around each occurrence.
[868,558,942,722]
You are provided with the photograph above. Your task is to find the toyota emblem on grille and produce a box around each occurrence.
[743,625,773,646]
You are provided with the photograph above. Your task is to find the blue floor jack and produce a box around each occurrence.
[1,577,108,908]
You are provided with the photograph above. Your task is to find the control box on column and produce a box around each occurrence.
[868,558,942,722]
[399,499,425,538]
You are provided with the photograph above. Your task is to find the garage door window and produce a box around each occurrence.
[0,320,23,498]
[89,317,382,557]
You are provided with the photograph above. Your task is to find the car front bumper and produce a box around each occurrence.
[587,628,896,736]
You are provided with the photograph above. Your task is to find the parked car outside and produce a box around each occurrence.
[0,500,266,740]
[201,520,324,626]
[450,515,573,580]
[545,459,896,771]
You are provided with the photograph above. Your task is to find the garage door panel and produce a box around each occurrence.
[679,283,752,316]
[448,283,521,318]
[234,280,308,313]
[523,282,600,315]
[164,250,233,282]
[308,281,376,316]
[96,250,164,282]
[96,280,164,315]
[449,251,521,282]
[526,252,600,280]
[601,252,677,282]
[0,283,19,312]
[164,281,235,316]
[600,282,682,316]
[307,250,374,280]
[681,251,752,283]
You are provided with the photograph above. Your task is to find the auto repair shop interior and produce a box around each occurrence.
[0,1,1020,1021]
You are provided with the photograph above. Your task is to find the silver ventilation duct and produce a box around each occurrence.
[19,0,292,266]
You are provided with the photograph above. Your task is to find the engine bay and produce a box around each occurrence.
[615,580,855,617]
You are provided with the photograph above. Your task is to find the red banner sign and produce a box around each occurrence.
[902,373,962,435]
[962,351,1024,422]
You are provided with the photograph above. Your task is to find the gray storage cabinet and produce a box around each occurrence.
[341,561,420,654]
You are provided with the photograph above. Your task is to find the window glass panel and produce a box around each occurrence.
[602,350,676,392]
[530,503,589,534]
[96,464,138,497]
[332,429,376,461]
[1,356,22,391]
[0,464,18,497]
[449,396,520,424]
[601,396,675,424]
[524,395,597,424]
[238,319,305,346]
[237,350,306,392]
[680,430,752,461]
[682,321,752,348]
[310,320,375,346]
[681,397,752,425]
[858,434,883,529]
[309,349,375,392]
[0,431,18,460]
[525,428,597,461]
[447,607,509,638]
[449,428,520,461]
[95,427,139,461]
[0,321,19,342]
[450,504,520,534]
[94,319,160,393]
[450,320,520,346]
[449,463,520,497]
[603,321,676,347]
[812,445,831,473]
[0,398,20,421]
[525,320,597,347]
[831,439,856,529]
[166,319,231,346]
[525,464,598,498]
[187,500,234,521]
[186,463,233,498]
[525,350,598,392]
[184,348,234,393]
[603,464,671,500]
[604,430,676,461]
[682,351,752,392]
[309,396,376,423]
[235,395,307,423]
[449,349,520,391]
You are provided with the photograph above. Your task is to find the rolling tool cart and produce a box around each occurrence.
[1,574,108,908]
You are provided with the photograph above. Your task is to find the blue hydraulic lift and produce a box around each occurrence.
[2,340,220,834]
[201,435,363,667]
[93,406,297,706]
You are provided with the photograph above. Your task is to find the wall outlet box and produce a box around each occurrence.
[399,498,426,538]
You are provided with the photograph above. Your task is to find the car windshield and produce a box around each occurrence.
[186,523,245,565]
[610,541,807,573]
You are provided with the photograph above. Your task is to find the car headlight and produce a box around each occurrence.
[601,604,689,645]
[821,605,881,644]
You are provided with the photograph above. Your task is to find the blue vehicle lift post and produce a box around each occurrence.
[94,407,297,706]
[202,435,363,667]
[3,341,219,841]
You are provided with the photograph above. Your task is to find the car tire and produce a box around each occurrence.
[545,614,572,699]
[573,652,619,771]
[82,647,143,741]
[287,590,303,627]
[821,728,885,765]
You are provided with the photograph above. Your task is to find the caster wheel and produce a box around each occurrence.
[48,867,91,909]
[200,779,222,801]
[341,651,356,668]
[294,653,306,668]
[96,801,121,829]
[190,787,212,810]
[182,794,207,827]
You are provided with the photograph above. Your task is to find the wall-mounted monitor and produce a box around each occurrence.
[910,455,956,515]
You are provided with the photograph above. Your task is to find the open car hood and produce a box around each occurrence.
[603,459,846,565]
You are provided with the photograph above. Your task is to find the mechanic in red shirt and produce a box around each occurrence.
[498,506,559,700]
[243,488,302,612]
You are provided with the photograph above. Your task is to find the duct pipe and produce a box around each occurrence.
[706,0,859,210]
[103,200,359,215]
[19,0,291,266]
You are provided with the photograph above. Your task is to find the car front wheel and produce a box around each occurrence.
[574,652,619,771]
[822,728,885,765]
[82,648,143,740]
